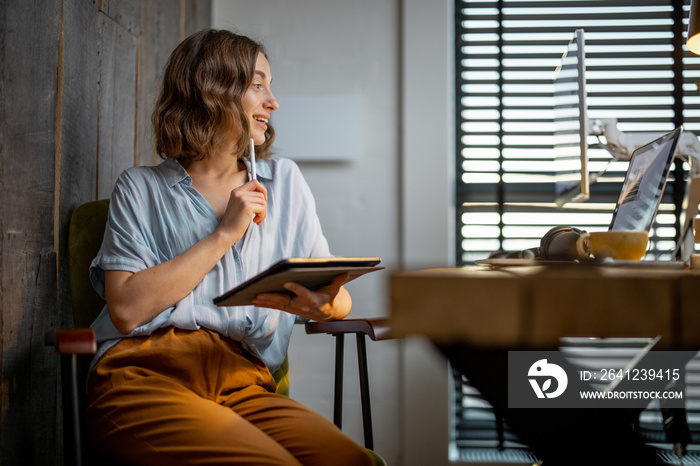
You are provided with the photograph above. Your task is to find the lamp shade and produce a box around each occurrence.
[689,0,700,54]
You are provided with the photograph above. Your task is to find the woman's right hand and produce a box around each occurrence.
[218,180,268,245]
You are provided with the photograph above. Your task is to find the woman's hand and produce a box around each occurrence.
[218,180,268,245]
[252,273,352,321]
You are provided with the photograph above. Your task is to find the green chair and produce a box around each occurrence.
[46,199,387,466]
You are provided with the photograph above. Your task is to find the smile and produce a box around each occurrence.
[254,116,269,124]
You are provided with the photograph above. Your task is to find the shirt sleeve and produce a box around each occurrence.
[89,169,161,299]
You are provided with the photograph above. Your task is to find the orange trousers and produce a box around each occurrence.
[87,327,372,466]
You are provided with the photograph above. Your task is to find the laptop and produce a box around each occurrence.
[608,126,681,233]
[478,126,683,266]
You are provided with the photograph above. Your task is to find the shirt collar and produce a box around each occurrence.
[159,157,273,188]
[241,156,273,182]
[160,158,190,188]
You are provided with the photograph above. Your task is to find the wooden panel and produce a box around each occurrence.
[136,1,181,167]
[100,0,141,35]
[0,1,62,464]
[59,0,100,326]
[97,13,137,198]
[184,0,212,38]
[0,2,211,464]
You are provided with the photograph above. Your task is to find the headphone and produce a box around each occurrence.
[488,226,588,261]
[538,226,588,261]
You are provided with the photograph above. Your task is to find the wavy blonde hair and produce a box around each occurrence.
[152,29,275,163]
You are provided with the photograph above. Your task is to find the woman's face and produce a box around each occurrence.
[242,52,279,146]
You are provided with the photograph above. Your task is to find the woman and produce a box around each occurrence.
[86,29,373,465]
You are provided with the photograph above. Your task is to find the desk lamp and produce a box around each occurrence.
[689,0,700,54]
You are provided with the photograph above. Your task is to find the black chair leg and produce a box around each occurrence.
[61,353,82,466]
[333,333,345,429]
[356,334,374,450]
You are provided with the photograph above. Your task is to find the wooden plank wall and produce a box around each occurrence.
[0,1,211,464]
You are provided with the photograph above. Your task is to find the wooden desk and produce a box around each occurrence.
[390,264,700,349]
[389,264,700,466]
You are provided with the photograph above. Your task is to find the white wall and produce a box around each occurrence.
[212,0,402,463]
[212,2,454,465]
[401,0,456,465]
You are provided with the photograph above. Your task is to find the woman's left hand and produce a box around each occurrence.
[252,273,351,321]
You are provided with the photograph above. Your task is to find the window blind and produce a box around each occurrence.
[453,0,700,462]
[455,0,700,265]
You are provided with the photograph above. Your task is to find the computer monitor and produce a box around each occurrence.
[553,29,589,207]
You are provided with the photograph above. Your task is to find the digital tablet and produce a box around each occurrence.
[213,257,383,307]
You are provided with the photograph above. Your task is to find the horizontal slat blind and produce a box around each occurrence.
[456,0,695,265]
[453,0,700,462]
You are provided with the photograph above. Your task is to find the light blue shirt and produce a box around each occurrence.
[89,157,330,373]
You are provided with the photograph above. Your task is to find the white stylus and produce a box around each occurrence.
[250,138,257,181]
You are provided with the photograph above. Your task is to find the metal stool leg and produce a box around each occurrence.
[333,333,345,429]
[356,333,374,450]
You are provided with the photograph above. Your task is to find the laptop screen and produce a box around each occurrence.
[608,127,681,232]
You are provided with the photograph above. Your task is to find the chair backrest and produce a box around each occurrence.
[68,199,110,329]
[66,199,290,395]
